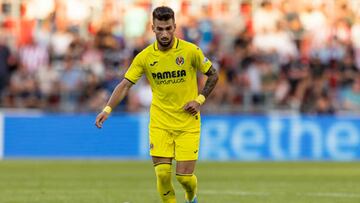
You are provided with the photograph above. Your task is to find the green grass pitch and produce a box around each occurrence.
[0,161,359,203]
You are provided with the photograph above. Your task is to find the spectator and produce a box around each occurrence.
[3,64,41,108]
[0,0,360,114]
[50,26,73,61]
[59,58,84,112]
[253,1,282,34]
[0,36,11,97]
[18,39,49,74]
[314,92,335,115]
[35,62,60,110]
[341,76,360,111]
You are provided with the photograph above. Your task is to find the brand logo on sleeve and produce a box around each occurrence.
[203,57,209,63]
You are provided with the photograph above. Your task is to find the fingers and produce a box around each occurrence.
[189,110,198,116]
[95,113,107,129]
[186,107,197,115]
[183,103,190,111]
[183,103,199,116]
[95,117,103,129]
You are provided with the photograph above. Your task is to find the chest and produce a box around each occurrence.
[145,52,192,73]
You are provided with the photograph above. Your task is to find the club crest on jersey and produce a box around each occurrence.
[176,56,184,66]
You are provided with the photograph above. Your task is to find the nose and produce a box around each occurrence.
[160,30,169,38]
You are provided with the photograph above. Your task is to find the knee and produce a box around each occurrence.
[156,170,171,182]
[176,174,193,185]
[155,164,172,182]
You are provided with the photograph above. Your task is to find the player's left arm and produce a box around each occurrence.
[200,66,219,98]
[183,66,218,115]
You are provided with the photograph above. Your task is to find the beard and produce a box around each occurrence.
[157,37,172,48]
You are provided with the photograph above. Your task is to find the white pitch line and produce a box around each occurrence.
[302,192,360,198]
[199,190,360,199]
[199,190,270,196]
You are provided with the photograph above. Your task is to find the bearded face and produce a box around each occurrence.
[152,19,176,49]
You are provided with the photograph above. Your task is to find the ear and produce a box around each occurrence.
[152,24,155,32]
[174,23,176,30]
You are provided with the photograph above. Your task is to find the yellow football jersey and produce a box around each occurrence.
[125,38,212,131]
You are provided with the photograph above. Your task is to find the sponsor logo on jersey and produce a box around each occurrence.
[152,70,186,79]
[152,70,187,85]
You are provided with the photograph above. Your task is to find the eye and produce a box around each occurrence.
[166,27,172,31]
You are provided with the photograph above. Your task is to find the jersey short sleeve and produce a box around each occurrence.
[124,53,145,84]
[191,46,212,74]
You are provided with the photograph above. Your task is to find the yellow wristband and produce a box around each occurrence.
[103,106,112,114]
[195,94,206,105]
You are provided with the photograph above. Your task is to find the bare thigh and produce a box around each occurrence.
[176,160,196,174]
[152,156,172,165]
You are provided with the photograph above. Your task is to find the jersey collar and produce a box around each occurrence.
[154,37,179,51]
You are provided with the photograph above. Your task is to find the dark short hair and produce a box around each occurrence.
[152,6,175,21]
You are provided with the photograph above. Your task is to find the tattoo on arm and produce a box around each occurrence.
[201,66,219,98]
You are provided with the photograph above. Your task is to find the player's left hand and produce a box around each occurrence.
[183,101,201,116]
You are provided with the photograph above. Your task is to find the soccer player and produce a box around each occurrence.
[95,6,218,203]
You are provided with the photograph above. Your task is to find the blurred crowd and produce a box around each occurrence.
[0,0,360,114]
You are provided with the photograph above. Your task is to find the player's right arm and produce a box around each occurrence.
[95,79,133,129]
[95,48,146,129]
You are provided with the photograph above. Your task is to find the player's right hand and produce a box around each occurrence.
[95,112,109,129]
